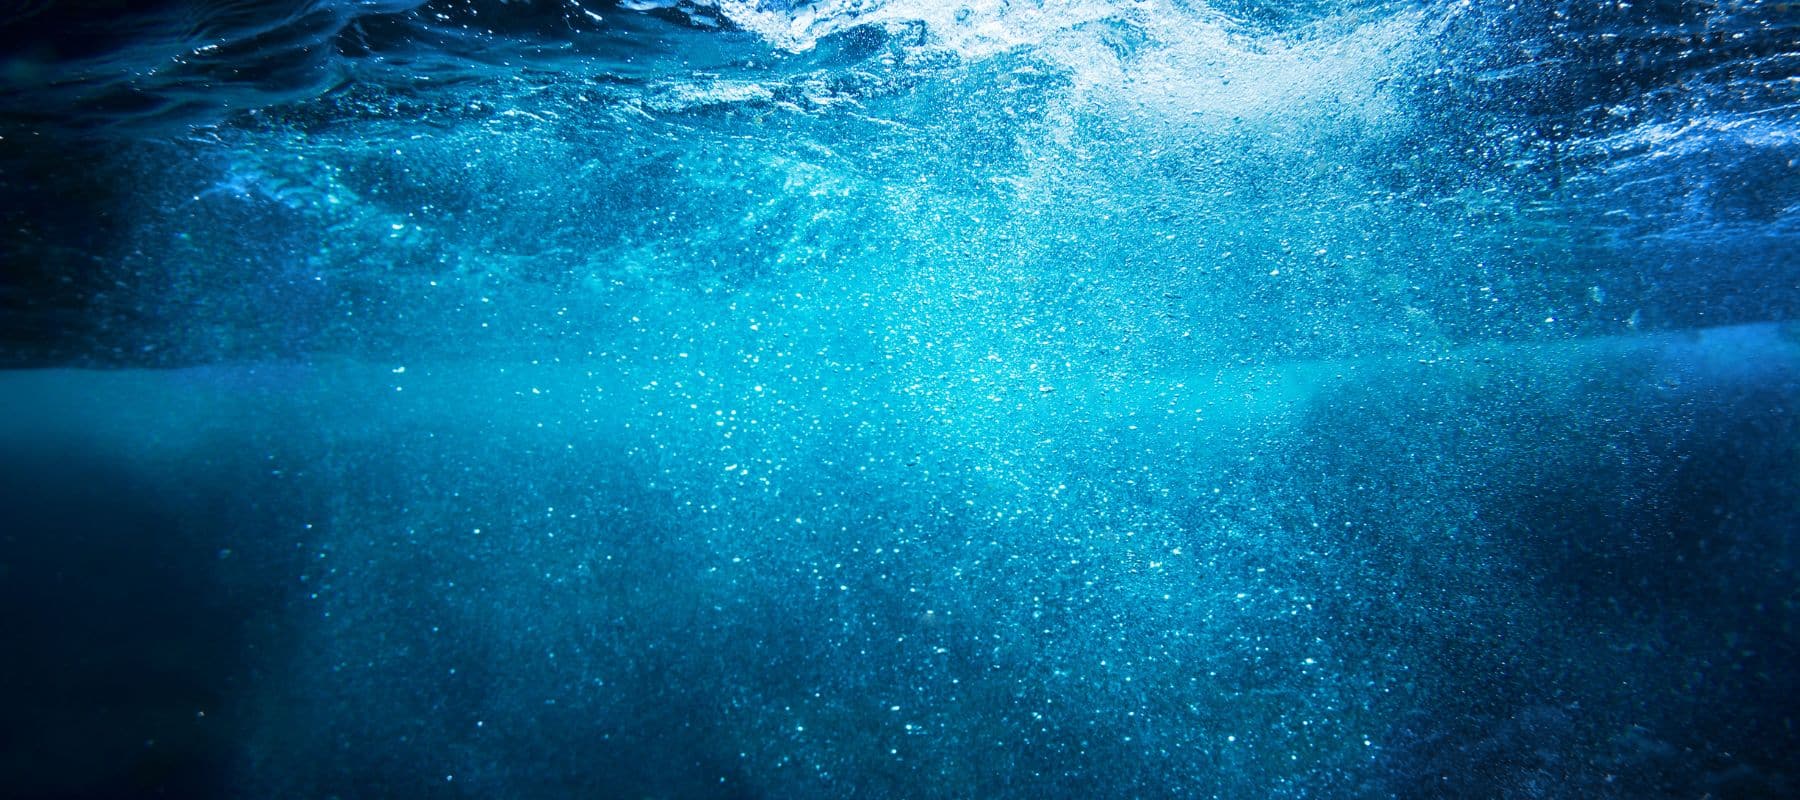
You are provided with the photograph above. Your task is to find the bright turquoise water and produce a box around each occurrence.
[1,1,1796,797]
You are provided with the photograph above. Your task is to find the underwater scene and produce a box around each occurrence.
[1,0,1797,797]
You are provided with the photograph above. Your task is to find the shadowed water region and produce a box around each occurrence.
[1,0,1797,797]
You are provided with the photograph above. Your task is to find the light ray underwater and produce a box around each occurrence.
[1,1,1797,797]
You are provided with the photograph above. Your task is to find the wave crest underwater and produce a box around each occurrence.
[1,0,1797,798]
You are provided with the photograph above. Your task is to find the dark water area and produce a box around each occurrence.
[2,1,1798,798]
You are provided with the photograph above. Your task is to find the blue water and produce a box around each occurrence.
[1,1,1797,797]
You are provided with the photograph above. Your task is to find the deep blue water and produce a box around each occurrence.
[1,1,1797,797]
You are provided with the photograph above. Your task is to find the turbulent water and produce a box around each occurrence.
[1,0,1797,797]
